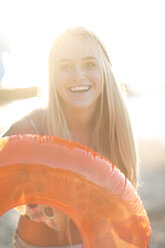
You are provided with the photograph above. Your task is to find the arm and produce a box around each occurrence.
[1,116,39,138]
[1,109,43,138]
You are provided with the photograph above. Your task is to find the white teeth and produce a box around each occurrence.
[70,86,90,92]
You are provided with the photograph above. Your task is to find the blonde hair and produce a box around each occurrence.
[46,26,138,243]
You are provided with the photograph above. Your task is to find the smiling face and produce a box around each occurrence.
[54,35,102,111]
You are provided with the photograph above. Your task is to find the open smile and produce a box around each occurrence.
[68,85,92,94]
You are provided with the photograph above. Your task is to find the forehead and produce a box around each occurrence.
[55,35,97,62]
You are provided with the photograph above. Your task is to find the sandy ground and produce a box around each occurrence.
[0,97,165,247]
[138,140,165,248]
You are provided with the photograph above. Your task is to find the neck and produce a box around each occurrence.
[63,105,96,147]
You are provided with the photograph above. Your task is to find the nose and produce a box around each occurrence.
[72,64,84,81]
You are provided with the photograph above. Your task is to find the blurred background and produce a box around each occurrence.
[0,0,165,247]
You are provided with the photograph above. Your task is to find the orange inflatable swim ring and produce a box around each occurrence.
[0,134,151,247]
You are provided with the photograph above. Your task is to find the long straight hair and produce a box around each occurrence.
[45,26,138,243]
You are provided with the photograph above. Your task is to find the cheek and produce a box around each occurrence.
[91,71,102,87]
[54,73,66,91]
[89,66,102,80]
[55,72,72,86]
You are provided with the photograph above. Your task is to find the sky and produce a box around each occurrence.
[0,0,165,95]
[0,0,165,141]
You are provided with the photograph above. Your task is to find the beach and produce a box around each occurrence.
[0,96,165,248]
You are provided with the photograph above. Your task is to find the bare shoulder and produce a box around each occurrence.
[1,108,46,137]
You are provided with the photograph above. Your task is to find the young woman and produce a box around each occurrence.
[2,27,138,248]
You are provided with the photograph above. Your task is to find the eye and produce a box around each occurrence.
[59,63,71,71]
[85,61,97,69]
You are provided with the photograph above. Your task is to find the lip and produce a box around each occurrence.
[67,85,92,96]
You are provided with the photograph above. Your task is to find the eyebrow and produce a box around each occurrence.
[82,56,97,61]
[56,56,97,63]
